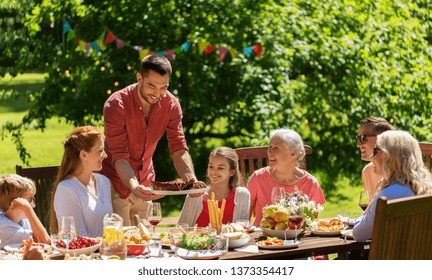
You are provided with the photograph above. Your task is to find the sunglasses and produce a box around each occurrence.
[356,134,377,144]
[372,146,381,157]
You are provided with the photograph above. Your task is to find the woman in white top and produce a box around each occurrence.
[50,126,113,237]
[178,147,250,227]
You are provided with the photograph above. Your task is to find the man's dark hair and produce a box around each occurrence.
[360,117,395,134]
[140,54,172,77]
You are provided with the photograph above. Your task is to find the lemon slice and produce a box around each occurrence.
[103,227,124,245]
[107,255,121,260]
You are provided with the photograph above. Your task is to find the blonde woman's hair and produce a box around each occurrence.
[377,130,432,195]
[270,128,305,166]
[0,174,35,212]
[49,126,105,233]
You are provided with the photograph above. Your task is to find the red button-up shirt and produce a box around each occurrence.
[101,83,189,198]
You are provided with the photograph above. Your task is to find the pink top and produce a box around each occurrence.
[101,83,188,198]
[247,166,326,226]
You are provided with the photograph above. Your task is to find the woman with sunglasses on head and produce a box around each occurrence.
[0,174,50,249]
[356,117,394,202]
[353,130,432,242]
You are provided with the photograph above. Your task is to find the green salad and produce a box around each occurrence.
[179,233,215,250]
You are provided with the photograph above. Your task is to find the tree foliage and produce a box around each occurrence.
[1,0,432,194]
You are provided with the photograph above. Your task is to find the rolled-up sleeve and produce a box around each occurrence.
[166,97,188,155]
[104,95,130,164]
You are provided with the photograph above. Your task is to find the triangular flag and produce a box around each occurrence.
[91,41,100,53]
[173,46,183,54]
[63,21,71,34]
[155,51,165,56]
[243,46,253,58]
[219,47,228,61]
[79,40,86,51]
[96,40,107,51]
[229,48,237,58]
[139,49,150,60]
[182,42,191,52]
[67,30,74,41]
[252,44,263,58]
[204,45,216,56]
[198,42,209,54]
[116,39,125,49]
[86,43,92,55]
[104,31,116,44]
[165,49,175,61]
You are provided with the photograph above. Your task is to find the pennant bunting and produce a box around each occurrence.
[198,42,210,54]
[62,20,262,62]
[63,21,71,34]
[164,49,175,61]
[252,44,263,58]
[243,46,253,58]
[139,49,150,61]
[219,47,228,61]
[115,39,125,49]
[182,42,191,52]
[204,45,216,56]
[104,31,117,44]
[67,30,74,41]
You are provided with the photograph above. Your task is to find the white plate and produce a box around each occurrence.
[261,227,303,239]
[312,230,342,237]
[56,243,100,256]
[257,240,301,250]
[341,229,354,240]
[4,243,51,252]
[150,187,210,195]
[171,246,223,260]
[228,236,251,248]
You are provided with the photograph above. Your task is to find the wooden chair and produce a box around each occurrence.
[235,145,313,184]
[419,142,432,170]
[16,164,59,233]
[369,194,432,259]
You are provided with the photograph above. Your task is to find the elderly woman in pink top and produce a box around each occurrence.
[247,128,326,226]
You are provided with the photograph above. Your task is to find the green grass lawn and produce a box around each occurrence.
[1,73,364,219]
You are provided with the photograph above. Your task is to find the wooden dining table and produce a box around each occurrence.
[160,229,370,260]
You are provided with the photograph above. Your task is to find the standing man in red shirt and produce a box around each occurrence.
[101,54,198,226]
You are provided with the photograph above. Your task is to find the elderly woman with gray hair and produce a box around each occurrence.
[247,128,326,226]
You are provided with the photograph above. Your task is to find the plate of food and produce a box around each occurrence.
[312,218,344,236]
[4,242,51,252]
[148,179,209,195]
[54,236,101,255]
[171,246,223,260]
[257,237,301,250]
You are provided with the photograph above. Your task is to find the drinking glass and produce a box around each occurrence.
[288,210,303,244]
[147,237,162,257]
[146,202,162,236]
[59,216,77,256]
[359,191,369,211]
[271,187,286,205]
[337,211,350,230]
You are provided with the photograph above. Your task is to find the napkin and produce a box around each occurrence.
[234,245,259,254]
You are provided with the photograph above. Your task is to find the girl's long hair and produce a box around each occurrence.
[49,126,104,233]
[208,147,244,189]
